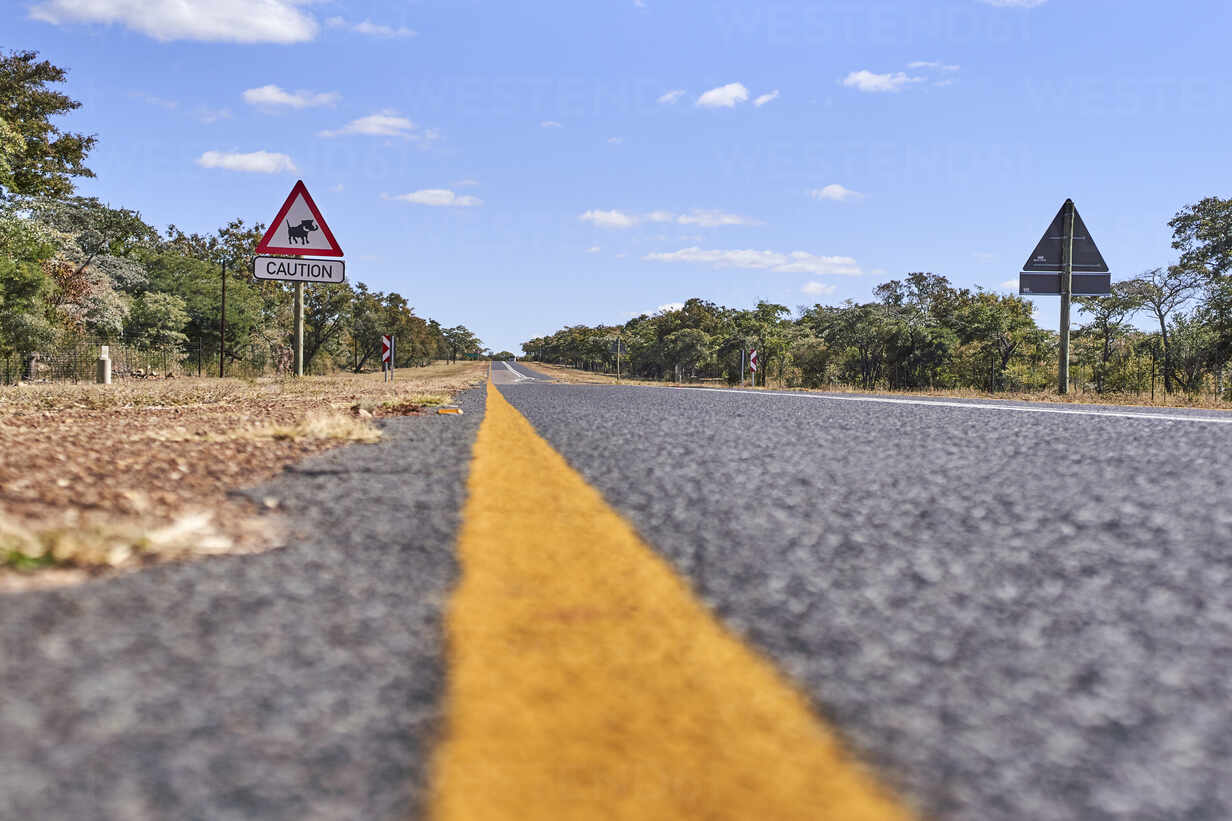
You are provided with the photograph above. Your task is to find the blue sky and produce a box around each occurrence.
[10,0,1232,353]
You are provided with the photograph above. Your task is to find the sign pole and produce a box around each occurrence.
[294,281,304,378]
[219,259,226,378]
[1057,198,1075,395]
[616,336,621,382]
[391,335,395,383]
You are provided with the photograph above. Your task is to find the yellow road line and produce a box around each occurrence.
[429,382,913,821]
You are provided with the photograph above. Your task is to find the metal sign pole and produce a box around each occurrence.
[294,281,304,377]
[1057,199,1075,395]
[219,259,226,378]
[391,335,395,383]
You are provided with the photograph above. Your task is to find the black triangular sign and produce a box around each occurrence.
[1022,201,1109,273]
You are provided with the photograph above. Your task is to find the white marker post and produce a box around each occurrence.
[96,344,111,385]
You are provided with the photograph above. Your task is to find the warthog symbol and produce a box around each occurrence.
[286,219,319,245]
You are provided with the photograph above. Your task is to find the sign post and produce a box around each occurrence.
[254,180,345,378]
[382,334,394,382]
[294,282,304,377]
[749,348,759,387]
[1018,199,1110,395]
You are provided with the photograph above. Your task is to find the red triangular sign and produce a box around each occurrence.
[255,180,344,257]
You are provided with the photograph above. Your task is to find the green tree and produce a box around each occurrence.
[663,327,712,381]
[1123,267,1203,393]
[0,213,54,356]
[1170,197,1232,279]
[0,50,96,198]
[1075,283,1141,393]
[126,291,189,348]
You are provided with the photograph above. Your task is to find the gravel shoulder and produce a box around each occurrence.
[0,385,486,821]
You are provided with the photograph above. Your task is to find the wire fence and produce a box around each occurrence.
[3,336,313,384]
[3,341,186,385]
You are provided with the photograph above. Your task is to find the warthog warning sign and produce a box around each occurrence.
[255,180,344,257]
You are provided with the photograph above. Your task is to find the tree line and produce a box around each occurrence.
[525,199,1232,398]
[0,49,483,377]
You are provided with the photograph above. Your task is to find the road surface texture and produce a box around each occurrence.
[496,361,1232,821]
[5,362,1232,820]
[0,387,485,821]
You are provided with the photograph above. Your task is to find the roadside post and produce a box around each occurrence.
[253,180,345,378]
[609,335,626,382]
[1018,199,1111,395]
[96,345,111,385]
[382,334,394,382]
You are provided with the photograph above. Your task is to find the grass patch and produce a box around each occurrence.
[257,411,382,444]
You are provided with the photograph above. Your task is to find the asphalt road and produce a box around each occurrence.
[0,388,486,821]
[497,365,1232,821]
[5,367,1232,820]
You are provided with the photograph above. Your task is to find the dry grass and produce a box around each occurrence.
[0,362,487,588]
[526,362,1232,412]
[254,411,382,444]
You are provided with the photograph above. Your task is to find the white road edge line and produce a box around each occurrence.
[501,361,536,382]
[661,386,1232,425]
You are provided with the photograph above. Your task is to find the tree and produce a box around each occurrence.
[1123,267,1203,393]
[126,291,189,348]
[0,213,54,355]
[302,282,352,369]
[1075,283,1141,392]
[443,325,482,362]
[0,50,96,198]
[663,328,711,382]
[1170,197,1232,279]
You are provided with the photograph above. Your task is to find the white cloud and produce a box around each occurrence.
[194,106,231,124]
[585,246,601,253]
[580,209,638,229]
[753,90,780,107]
[655,302,685,313]
[329,183,344,193]
[326,16,416,37]
[696,82,749,108]
[809,184,863,202]
[908,60,960,71]
[581,209,758,229]
[29,0,318,43]
[318,110,416,138]
[608,136,624,144]
[676,209,760,227]
[131,92,177,110]
[1000,278,1020,291]
[390,189,482,207]
[802,281,837,296]
[243,84,339,109]
[541,120,562,128]
[658,89,685,105]
[842,70,923,93]
[196,150,296,174]
[645,247,862,276]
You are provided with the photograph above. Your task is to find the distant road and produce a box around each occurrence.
[498,364,1232,821]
